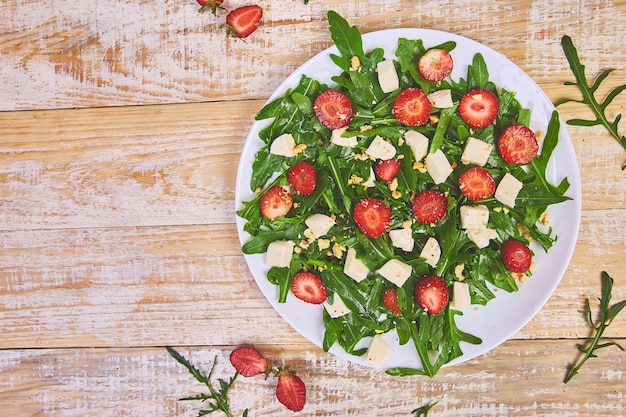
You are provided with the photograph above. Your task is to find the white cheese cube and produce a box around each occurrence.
[323,294,351,318]
[404,130,429,162]
[365,136,396,160]
[460,205,489,229]
[376,60,399,93]
[389,228,414,252]
[495,173,523,207]
[305,214,335,239]
[330,127,357,147]
[461,137,493,167]
[450,281,471,310]
[365,334,392,365]
[265,240,294,268]
[344,247,369,282]
[269,133,296,157]
[419,237,441,268]
[427,89,454,108]
[466,228,498,248]
[425,149,453,184]
[378,259,412,287]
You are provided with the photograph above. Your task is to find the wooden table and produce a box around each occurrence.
[1,1,625,415]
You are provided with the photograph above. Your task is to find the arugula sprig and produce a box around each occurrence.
[411,401,439,416]
[563,272,626,383]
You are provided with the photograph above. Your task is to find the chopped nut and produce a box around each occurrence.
[254,187,262,194]
[538,211,550,226]
[332,242,346,258]
[391,190,402,199]
[413,161,428,173]
[454,263,465,281]
[360,125,373,132]
[350,56,362,72]
[348,174,364,185]
[429,115,439,125]
[317,239,331,250]
[388,177,398,192]
[293,143,307,154]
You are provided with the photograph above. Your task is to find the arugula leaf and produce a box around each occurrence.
[328,11,366,72]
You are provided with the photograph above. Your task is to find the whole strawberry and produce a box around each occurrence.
[196,0,224,15]
[275,369,306,412]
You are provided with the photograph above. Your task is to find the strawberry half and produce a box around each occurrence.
[352,198,391,238]
[414,275,449,314]
[291,271,327,304]
[276,369,306,412]
[393,88,433,126]
[418,48,453,82]
[260,186,293,220]
[497,124,539,164]
[229,346,269,377]
[287,161,317,195]
[313,89,353,130]
[501,239,532,273]
[458,167,496,201]
[224,5,263,39]
[458,89,499,129]
[383,288,401,314]
[374,159,401,182]
[412,190,448,224]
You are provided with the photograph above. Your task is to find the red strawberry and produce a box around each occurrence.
[418,48,454,82]
[458,89,499,129]
[501,239,532,273]
[414,275,449,314]
[497,124,539,164]
[291,271,327,304]
[458,167,496,201]
[197,0,224,15]
[313,90,353,130]
[374,159,401,182]
[352,198,392,238]
[260,185,293,220]
[392,88,433,126]
[229,346,269,377]
[276,369,306,412]
[224,5,263,39]
[383,288,401,314]
[287,161,317,195]
[412,190,448,224]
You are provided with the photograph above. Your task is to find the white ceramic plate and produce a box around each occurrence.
[235,28,582,370]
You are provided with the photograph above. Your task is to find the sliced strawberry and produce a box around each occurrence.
[383,288,401,314]
[224,5,263,39]
[497,124,539,164]
[501,239,532,273]
[260,185,292,220]
[458,167,496,201]
[414,275,449,314]
[418,48,454,82]
[392,88,433,126]
[313,89,353,130]
[197,0,224,15]
[352,198,392,238]
[291,271,327,304]
[229,346,269,377]
[412,190,448,224]
[458,89,499,129]
[287,161,317,195]
[374,159,401,182]
[276,369,306,412]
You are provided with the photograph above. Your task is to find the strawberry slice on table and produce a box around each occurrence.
[276,369,306,412]
[501,239,533,273]
[458,89,499,129]
[229,346,269,377]
[287,161,317,195]
[412,190,448,224]
[497,124,539,164]
[418,48,454,82]
[291,271,327,304]
[414,275,449,314]
[458,167,496,201]
[352,197,392,238]
[313,89,354,129]
[393,88,433,126]
[224,5,263,39]
[383,288,401,314]
[374,159,401,182]
[260,185,293,220]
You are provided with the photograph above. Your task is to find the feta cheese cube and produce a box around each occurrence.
[461,137,493,167]
[269,133,296,157]
[323,294,351,318]
[466,228,498,248]
[404,130,429,162]
[460,205,489,229]
[305,214,335,239]
[366,136,396,160]
[365,334,392,365]
[376,60,399,93]
[425,149,453,184]
[450,281,471,310]
[330,127,357,147]
[378,259,412,287]
[427,89,454,108]
[419,237,441,268]
[344,247,369,282]
[266,240,294,268]
[389,228,414,252]
[495,173,523,207]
